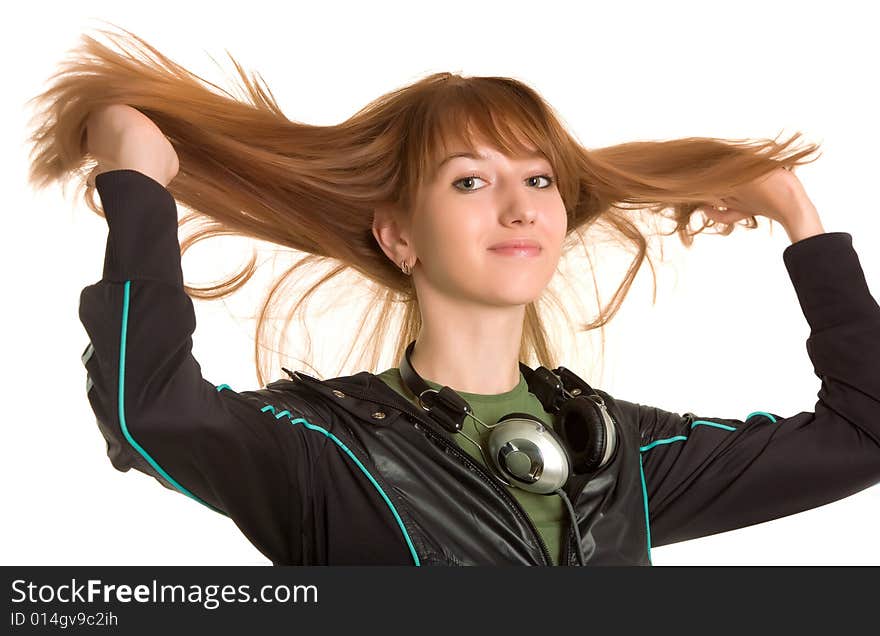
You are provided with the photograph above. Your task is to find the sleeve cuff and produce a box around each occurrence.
[782,231,880,332]
[95,169,184,287]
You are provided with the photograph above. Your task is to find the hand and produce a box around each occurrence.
[699,166,808,227]
[83,104,179,188]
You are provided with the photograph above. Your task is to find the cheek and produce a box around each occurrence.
[417,211,484,265]
[558,219,569,248]
[551,206,569,247]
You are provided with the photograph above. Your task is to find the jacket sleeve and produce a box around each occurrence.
[634,231,880,549]
[78,169,299,564]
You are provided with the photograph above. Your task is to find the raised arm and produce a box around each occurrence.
[79,168,305,564]
[631,231,880,549]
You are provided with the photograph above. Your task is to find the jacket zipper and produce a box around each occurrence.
[362,392,554,566]
[560,478,579,566]
[291,375,554,566]
[563,528,572,566]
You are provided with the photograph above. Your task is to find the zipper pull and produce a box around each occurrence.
[291,369,321,383]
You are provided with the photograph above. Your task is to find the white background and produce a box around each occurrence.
[3,0,879,566]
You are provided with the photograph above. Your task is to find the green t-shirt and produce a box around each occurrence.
[375,367,566,565]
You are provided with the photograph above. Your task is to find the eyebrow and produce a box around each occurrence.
[437,149,547,170]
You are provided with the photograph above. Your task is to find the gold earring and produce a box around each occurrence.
[400,259,411,275]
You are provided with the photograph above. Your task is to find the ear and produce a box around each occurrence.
[372,203,412,264]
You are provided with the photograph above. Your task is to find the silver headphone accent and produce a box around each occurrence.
[400,340,619,495]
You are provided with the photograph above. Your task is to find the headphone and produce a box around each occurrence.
[398,340,619,495]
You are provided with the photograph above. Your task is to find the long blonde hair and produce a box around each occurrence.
[25,25,822,387]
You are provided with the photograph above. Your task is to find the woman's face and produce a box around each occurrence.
[408,142,568,307]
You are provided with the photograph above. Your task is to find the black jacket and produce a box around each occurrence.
[79,169,880,565]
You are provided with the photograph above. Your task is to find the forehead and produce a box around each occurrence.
[417,113,553,191]
[432,111,540,154]
[434,139,548,171]
[442,144,545,161]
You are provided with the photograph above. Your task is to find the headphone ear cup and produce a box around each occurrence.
[489,413,573,494]
[556,397,608,474]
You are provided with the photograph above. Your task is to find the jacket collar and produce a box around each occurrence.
[273,369,460,442]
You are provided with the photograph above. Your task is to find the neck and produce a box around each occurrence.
[409,300,525,396]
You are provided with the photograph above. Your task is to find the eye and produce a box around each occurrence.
[452,175,488,191]
[527,175,555,188]
[452,174,556,192]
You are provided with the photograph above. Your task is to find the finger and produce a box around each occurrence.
[703,204,736,220]
[713,198,733,211]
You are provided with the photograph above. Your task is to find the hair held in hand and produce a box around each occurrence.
[24,23,823,386]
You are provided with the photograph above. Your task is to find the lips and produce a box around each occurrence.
[488,239,542,250]
[488,239,542,258]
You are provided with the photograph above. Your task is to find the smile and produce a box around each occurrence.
[488,246,542,257]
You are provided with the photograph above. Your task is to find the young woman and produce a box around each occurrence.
[27,27,880,565]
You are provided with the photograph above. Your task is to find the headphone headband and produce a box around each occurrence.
[399,340,596,433]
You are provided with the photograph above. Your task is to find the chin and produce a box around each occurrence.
[462,270,551,306]
[485,287,545,307]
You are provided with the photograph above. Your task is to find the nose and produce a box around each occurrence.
[499,186,538,226]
